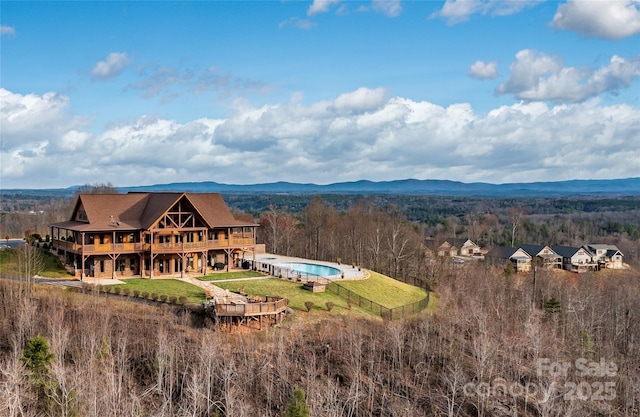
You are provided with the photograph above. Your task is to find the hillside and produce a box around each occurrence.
[3,177,640,197]
[1,264,637,416]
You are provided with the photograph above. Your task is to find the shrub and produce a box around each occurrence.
[151,292,159,300]
[168,296,178,304]
[325,301,335,312]
[133,290,140,298]
[159,295,168,302]
[122,288,131,296]
[141,291,149,299]
[113,287,122,295]
[285,387,310,417]
[102,286,112,294]
[178,296,187,304]
[304,301,314,312]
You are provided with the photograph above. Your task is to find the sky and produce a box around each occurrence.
[1,0,639,189]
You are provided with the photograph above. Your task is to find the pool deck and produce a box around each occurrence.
[251,253,367,280]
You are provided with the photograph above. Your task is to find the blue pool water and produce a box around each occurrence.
[275,262,340,277]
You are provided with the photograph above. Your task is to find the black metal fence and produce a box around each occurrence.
[326,281,430,320]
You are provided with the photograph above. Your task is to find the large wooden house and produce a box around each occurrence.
[49,192,258,279]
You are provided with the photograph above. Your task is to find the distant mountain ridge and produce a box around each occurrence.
[4,178,640,197]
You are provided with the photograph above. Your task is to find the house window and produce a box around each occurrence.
[130,259,136,271]
[99,260,104,273]
[118,259,125,272]
[117,234,124,243]
[88,235,94,244]
[99,235,105,244]
[187,233,194,243]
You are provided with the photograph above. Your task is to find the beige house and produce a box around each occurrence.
[485,246,532,272]
[519,244,562,269]
[49,192,258,279]
[584,244,625,269]
[425,238,481,257]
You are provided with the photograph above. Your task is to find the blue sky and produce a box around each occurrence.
[1,0,639,188]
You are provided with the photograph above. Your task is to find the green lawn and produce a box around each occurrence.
[198,271,265,281]
[213,278,372,315]
[41,251,74,278]
[111,279,206,303]
[0,248,73,278]
[335,271,428,309]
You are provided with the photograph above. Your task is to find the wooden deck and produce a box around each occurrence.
[209,296,288,330]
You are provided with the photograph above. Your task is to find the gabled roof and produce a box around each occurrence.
[519,244,559,258]
[486,246,531,260]
[51,192,257,232]
[584,244,624,257]
[551,245,589,258]
[424,238,477,250]
[449,238,478,248]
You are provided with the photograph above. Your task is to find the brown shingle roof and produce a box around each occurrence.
[51,192,256,231]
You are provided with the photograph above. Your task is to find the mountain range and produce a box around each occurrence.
[4,178,640,197]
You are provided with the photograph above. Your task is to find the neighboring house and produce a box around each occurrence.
[49,192,258,279]
[485,246,532,272]
[450,238,482,256]
[519,244,562,270]
[425,239,458,257]
[425,238,481,257]
[584,244,625,269]
[551,245,597,273]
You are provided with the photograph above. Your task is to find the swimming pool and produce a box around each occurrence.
[274,262,341,278]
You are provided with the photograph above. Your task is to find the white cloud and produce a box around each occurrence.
[91,52,131,81]
[433,0,542,25]
[371,0,402,17]
[0,88,87,149]
[496,50,640,102]
[332,87,388,112]
[128,64,266,103]
[468,60,499,79]
[552,0,640,40]
[279,17,317,30]
[2,87,639,188]
[308,0,343,16]
[1,25,15,35]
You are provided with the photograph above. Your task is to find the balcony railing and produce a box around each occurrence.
[52,237,255,254]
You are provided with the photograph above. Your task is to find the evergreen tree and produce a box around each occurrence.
[285,387,310,417]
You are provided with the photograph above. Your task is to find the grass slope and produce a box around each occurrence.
[0,248,73,278]
[335,271,428,308]
[214,278,372,316]
[198,271,264,281]
[111,279,206,303]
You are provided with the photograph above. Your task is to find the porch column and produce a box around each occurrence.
[80,232,85,281]
[150,231,154,279]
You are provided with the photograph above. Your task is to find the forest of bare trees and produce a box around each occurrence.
[1,263,638,416]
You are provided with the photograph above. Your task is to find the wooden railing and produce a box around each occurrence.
[214,297,288,317]
[52,237,255,254]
